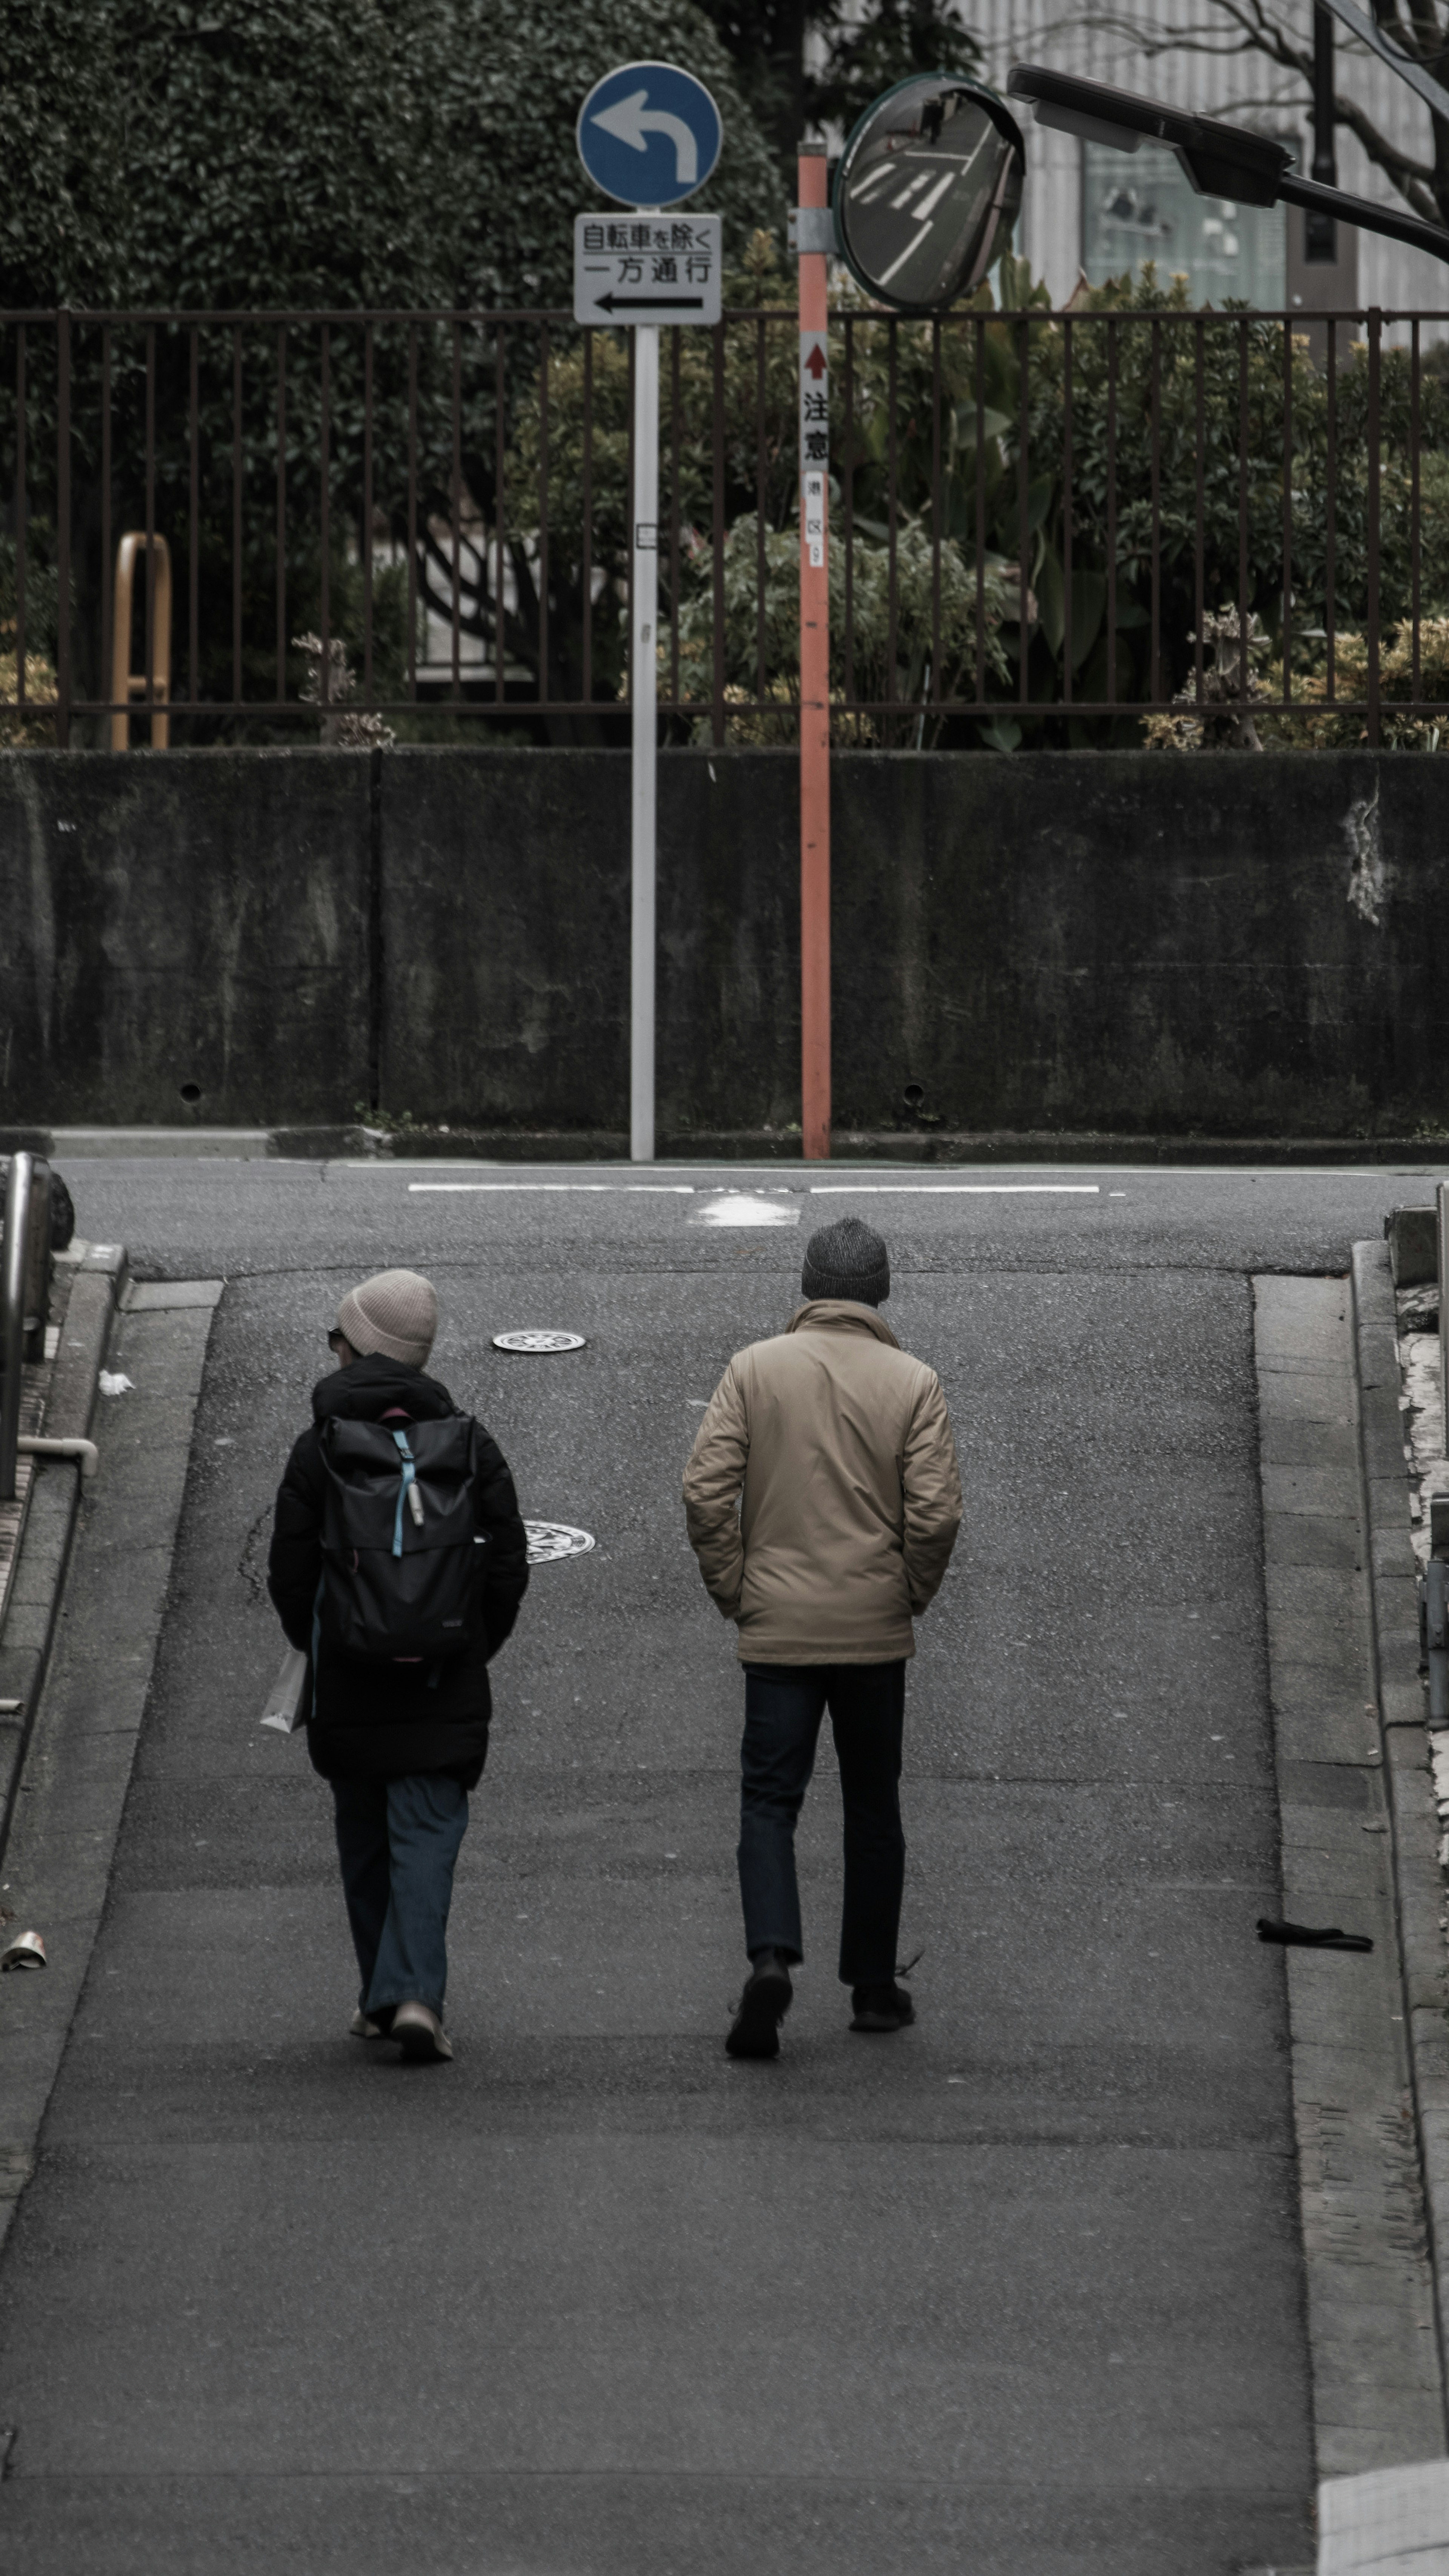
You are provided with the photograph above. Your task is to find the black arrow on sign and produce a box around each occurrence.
[594,293,706,313]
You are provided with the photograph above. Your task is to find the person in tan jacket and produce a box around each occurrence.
[683,1214,962,2059]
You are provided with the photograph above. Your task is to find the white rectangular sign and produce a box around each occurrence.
[803,469,826,570]
[574,213,722,327]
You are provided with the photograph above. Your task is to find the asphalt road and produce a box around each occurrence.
[2,1155,1443,2574]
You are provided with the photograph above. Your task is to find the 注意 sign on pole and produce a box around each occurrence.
[797,145,832,1162]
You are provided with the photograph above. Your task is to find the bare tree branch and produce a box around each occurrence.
[1040,0,1449,222]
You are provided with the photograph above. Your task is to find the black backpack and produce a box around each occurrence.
[317,1414,483,1661]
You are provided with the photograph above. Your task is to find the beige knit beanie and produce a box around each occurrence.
[335,1269,438,1370]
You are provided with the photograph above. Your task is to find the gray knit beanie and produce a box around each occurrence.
[335,1268,438,1369]
[800,1215,890,1307]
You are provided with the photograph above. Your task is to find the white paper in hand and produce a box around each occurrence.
[260,1646,309,1735]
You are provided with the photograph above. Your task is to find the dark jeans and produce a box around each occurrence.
[738,1660,906,1987]
[331,1774,469,2020]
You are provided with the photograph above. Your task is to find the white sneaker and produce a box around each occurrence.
[348,2008,386,2040]
[391,2001,453,2062]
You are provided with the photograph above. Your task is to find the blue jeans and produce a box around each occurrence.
[331,1774,469,2020]
[738,1661,906,1986]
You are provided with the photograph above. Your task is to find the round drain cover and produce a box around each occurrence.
[524,1520,596,1564]
[492,1330,587,1354]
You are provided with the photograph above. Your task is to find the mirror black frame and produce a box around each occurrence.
[834,72,1027,313]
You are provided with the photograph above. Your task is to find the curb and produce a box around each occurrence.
[3,1124,1449,1167]
[0,1277,222,2261]
[0,1241,126,1871]
[1352,1239,1449,2368]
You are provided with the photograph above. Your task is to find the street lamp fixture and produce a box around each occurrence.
[1007,62,1449,266]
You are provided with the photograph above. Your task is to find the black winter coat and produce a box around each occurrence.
[266,1355,529,1786]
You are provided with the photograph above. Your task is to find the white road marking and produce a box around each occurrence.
[808,1184,1100,1195]
[525,1521,596,1563]
[911,168,957,223]
[408,1182,695,1193]
[692,1194,800,1226]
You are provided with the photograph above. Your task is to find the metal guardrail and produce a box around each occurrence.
[0,1153,51,1505]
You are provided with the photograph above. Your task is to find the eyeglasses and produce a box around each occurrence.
[327,1328,346,1353]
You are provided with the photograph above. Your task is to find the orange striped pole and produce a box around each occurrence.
[798,143,831,1161]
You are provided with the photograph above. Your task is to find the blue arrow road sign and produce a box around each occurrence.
[577,61,722,209]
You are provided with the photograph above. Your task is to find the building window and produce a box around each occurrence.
[1081,140,1287,306]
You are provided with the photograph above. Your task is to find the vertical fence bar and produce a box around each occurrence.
[406,323,418,701]
[843,316,856,721]
[1411,317,1422,703]
[1325,317,1337,701]
[189,328,200,709]
[494,321,506,706]
[975,312,986,705]
[14,324,26,708]
[450,320,461,702]
[711,319,725,750]
[1016,316,1029,710]
[275,327,288,707]
[1237,317,1250,721]
[1281,316,1293,713]
[101,326,112,730]
[929,317,942,725]
[55,310,70,747]
[146,326,157,724]
[1062,317,1074,711]
[1149,317,1162,704]
[886,319,899,727]
[755,316,767,710]
[1366,305,1381,746]
[537,319,551,706]
[318,323,331,722]
[1193,320,1205,708]
[1106,320,1118,709]
[581,330,594,710]
[230,325,241,710]
[672,325,684,711]
[363,320,374,705]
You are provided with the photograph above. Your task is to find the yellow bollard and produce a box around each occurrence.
[110,533,172,748]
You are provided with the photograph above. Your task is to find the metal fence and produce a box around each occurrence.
[3,300,1449,748]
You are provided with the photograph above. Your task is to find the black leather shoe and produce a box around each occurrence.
[726,1952,794,2059]
[849,1981,916,2033]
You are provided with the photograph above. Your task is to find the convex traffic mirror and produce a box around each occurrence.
[835,75,1026,313]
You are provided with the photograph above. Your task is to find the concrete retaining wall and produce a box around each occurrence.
[0,745,1442,1138]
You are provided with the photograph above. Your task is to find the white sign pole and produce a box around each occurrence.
[630,319,660,1164]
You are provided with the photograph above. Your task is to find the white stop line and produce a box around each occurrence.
[406,1180,1102,1195]
[809,1184,1100,1195]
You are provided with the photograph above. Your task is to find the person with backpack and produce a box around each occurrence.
[682,1216,962,2061]
[267,1269,528,2064]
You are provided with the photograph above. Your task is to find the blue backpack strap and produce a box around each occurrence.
[390,1428,416,1558]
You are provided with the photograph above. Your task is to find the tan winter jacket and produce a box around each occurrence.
[681,1300,963,1664]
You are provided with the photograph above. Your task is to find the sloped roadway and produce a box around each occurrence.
[0,1158,1435,2576]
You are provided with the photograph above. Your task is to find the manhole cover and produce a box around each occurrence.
[492,1330,587,1353]
[524,1521,596,1564]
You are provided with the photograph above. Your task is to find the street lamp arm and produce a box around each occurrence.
[1009,59,1449,257]
[1279,164,1449,256]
